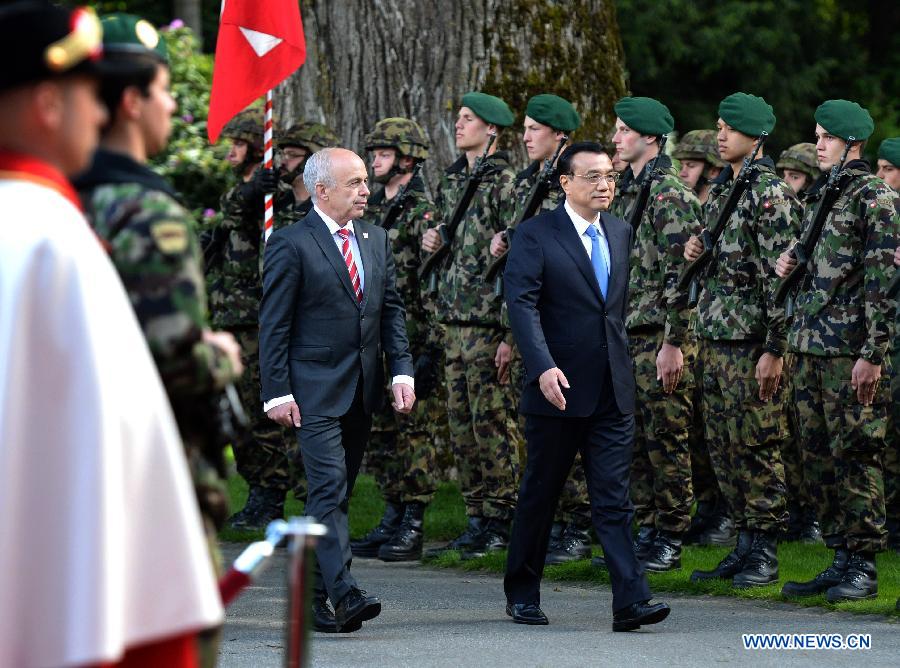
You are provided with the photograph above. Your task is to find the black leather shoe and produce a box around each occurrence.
[462,519,509,560]
[505,602,549,625]
[698,515,736,547]
[312,597,362,633]
[334,588,381,631]
[782,547,849,597]
[826,552,878,602]
[633,527,657,562]
[591,555,607,570]
[545,526,592,565]
[691,530,753,582]
[350,502,403,558]
[612,600,670,632]
[378,502,425,562]
[425,516,485,556]
[643,531,682,572]
[733,531,779,588]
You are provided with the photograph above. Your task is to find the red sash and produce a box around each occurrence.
[0,150,83,211]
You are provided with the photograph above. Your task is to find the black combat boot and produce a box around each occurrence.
[683,501,716,545]
[545,525,592,565]
[781,547,850,597]
[690,530,754,582]
[545,522,567,555]
[799,521,822,544]
[633,527,657,562]
[733,531,779,588]
[698,514,736,546]
[826,552,878,602]
[350,501,403,558]
[461,519,510,560]
[643,531,683,572]
[227,486,286,531]
[425,516,485,557]
[378,502,425,562]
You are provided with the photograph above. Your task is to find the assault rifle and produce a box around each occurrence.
[626,135,669,232]
[677,132,768,307]
[484,134,569,296]
[773,138,855,315]
[379,162,423,231]
[418,133,496,294]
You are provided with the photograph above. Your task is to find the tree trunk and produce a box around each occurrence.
[275,0,626,186]
[174,0,204,43]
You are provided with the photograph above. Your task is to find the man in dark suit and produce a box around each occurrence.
[259,147,416,633]
[503,141,670,631]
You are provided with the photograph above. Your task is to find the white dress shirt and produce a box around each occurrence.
[263,206,414,412]
[564,200,611,273]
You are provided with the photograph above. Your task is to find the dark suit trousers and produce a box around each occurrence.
[295,374,371,606]
[504,372,650,612]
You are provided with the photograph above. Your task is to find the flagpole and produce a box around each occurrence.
[263,88,274,242]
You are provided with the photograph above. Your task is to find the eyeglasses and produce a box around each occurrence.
[567,172,620,185]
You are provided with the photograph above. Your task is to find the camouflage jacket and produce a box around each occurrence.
[510,161,565,228]
[787,161,899,364]
[360,176,436,351]
[610,156,702,346]
[694,157,802,353]
[433,152,517,327]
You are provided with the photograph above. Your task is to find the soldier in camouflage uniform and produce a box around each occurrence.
[685,93,799,589]
[673,129,724,204]
[778,101,898,602]
[422,92,522,558]
[777,142,820,197]
[276,121,341,223]
[875,138,900,555]
[489,94,593,565]
[349,117,444,562]
[74,15,242,666]
[203,108,296,530]
[610,97,702,572]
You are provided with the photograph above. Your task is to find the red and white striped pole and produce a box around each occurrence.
[263,88,275,242]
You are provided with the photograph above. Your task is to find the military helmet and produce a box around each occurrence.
[278,121,340,153]
[673,129,724,168]
[364,117,429,160]
[777,143,819,179]
[220,109,264,154]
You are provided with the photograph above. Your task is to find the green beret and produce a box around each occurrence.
[461,91,514,128]
[878,138,900,167]
[718,92,775,137]
[614,96,674,136]
[525,94,581,133]
[100,13,168,63]
[814,99,874,142]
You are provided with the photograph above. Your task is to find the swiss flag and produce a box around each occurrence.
[207,0,306,143]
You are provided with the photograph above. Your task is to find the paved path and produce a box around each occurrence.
[218,544,898,667]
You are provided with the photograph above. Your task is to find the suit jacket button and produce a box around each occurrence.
[361,346,366,352]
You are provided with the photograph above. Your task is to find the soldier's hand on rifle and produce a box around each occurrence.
[851,358,881,406]
[684,235,704,262]
[775,245,798,279]
[268,400,301,428]
[754,352,783,402]
[894,245,900,267]
[421,226,443,253]
[203,329,244,377]
[656,342,684,394]
[490,231,508,257]
[495,341,512,385]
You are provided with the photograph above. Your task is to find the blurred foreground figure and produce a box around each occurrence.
[0,3,221,666]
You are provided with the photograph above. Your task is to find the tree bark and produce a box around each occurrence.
[174,0,204,43]
[275,0,626,186]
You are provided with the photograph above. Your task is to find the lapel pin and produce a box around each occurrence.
[363,232,369,239]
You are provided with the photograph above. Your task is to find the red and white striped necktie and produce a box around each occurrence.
[337,227,363,303]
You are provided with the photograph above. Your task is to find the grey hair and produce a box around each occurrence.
[302,148,339,202]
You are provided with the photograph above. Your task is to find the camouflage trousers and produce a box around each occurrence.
[699,339,788,533]
[367,358,441,505]
[887,345,900,545]
[629,329,695,534]
[782,353,816,526]
[233,327,302,498]
[509,351,591,529]
[688,357,721,509]
[790,353,887,553]
[444,325,521,521]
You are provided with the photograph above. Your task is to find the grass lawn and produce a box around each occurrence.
[220,473,900,618]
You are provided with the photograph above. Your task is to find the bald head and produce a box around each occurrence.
[303,147,370,225]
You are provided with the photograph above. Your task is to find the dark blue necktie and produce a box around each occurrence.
[584,224,609,300]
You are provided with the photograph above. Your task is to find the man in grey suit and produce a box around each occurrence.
[503,142,670,631]
[259,148,416,633]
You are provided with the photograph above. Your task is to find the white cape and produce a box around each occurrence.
[0,180,223,667]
